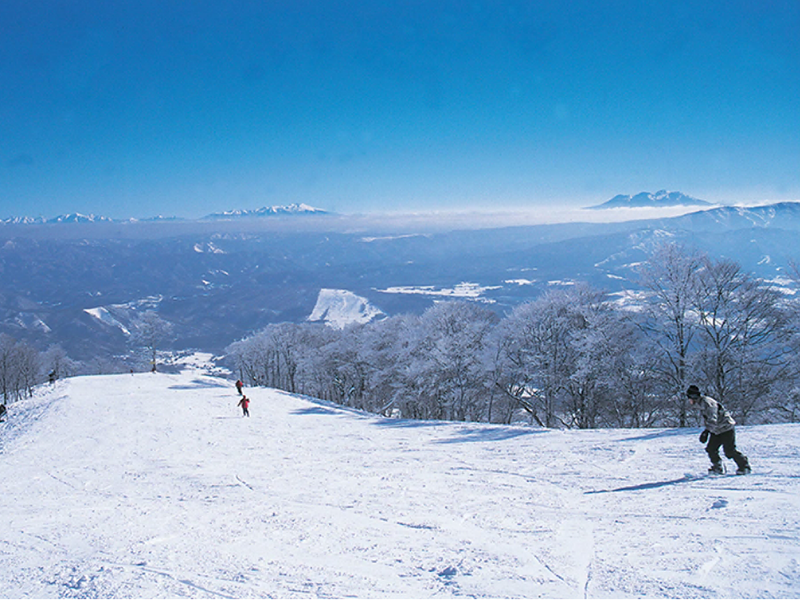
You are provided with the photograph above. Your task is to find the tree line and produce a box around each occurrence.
[0,310,175,410]
[0,337,76,404]
[227,244,800,428]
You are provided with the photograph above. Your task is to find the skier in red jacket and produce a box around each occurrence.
[237,395,250,417]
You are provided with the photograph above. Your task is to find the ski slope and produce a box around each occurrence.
[1,370,799,598]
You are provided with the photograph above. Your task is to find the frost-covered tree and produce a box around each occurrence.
[300,325,368,406]
[227,323,324,394]
[496,294,569,427]
[604,315,668,428]
[359,314,418,418]
[131,311,175,373]
[693,256,795,423]
[496,285,648,429]
[13,341,39,399]
[408,302,498,421]
[40,344,78,382]
[636,243,704,426]
[0,335,40,401]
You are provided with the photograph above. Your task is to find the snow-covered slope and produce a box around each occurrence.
[307,288,384,329]
[1,372,799,598]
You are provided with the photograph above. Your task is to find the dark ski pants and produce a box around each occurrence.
[706,429,747,470]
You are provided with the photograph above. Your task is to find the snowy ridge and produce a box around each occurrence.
[83,307,131,335]
[0,371,798,598]
[83,297,164,336]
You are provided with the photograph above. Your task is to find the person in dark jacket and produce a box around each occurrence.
[237,395,250,417]
[235,379,244,395]
[687,384,751,474]
[0,403,6,422]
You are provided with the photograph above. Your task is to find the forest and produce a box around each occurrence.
[227,244,800,428]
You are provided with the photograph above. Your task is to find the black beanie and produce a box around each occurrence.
[687,385,700,397]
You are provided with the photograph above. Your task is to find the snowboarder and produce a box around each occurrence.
[237,395,250,417]
[235,379,244,395]
[687,385,751,474]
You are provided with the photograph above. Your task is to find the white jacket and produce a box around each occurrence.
[698,395,736,435]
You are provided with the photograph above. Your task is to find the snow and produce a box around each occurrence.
[83,307,131,335]
[1,370,799,598]
[359,234,428,243]
[547,279,577,287]
[504,278,537,286]
[376,282,501,301]
[193,243,225,254]
[307,289,384,329]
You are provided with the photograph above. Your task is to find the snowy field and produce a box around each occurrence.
[1,370,799,599]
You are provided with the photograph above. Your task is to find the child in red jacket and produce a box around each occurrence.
[237,395,250,417]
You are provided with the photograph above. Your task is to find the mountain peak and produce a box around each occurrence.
[588,190,712,210]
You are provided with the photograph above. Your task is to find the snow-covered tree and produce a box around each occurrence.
[359,314,418,417]
[497,290,581,427]
[40,344,78,382]
[0,335,40,401]
[408,302,498,421]
[693,256,795,423]
[131,311,175,373]
[636,243,704,426]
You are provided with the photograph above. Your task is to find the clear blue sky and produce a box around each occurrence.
[2,0,798,219]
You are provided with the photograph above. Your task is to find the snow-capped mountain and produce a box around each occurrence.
[0,205,326,225]
[203,203,329,220]
[0,215,46,225]
[1,370,798,598]
[588,190,713,210]
[1,213,117,224]
[46,213,115,224]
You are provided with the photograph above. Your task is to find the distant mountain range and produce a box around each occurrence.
[1,204,329,225]
[3,198,800,364]
[4,194,716,223]
[204,203,329,220]
[1,213,115,225]
[588,190,713,210]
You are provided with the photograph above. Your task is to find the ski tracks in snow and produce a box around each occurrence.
[1,373,800,598]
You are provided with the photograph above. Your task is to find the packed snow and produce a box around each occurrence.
[1,369,799,598]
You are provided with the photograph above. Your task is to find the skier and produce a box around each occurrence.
[237,395,250,417]
[687,385,751,474]
[235,379,244,395]
[0,403,6,422]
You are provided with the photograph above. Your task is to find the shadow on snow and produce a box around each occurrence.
[585,475,697,494]
[169,378,231,390]
[434,427,546,444]
[619,428,699,443]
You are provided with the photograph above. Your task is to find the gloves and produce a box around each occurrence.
[699,430,709,444]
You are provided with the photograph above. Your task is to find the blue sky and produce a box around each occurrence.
[1,1,798,219]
